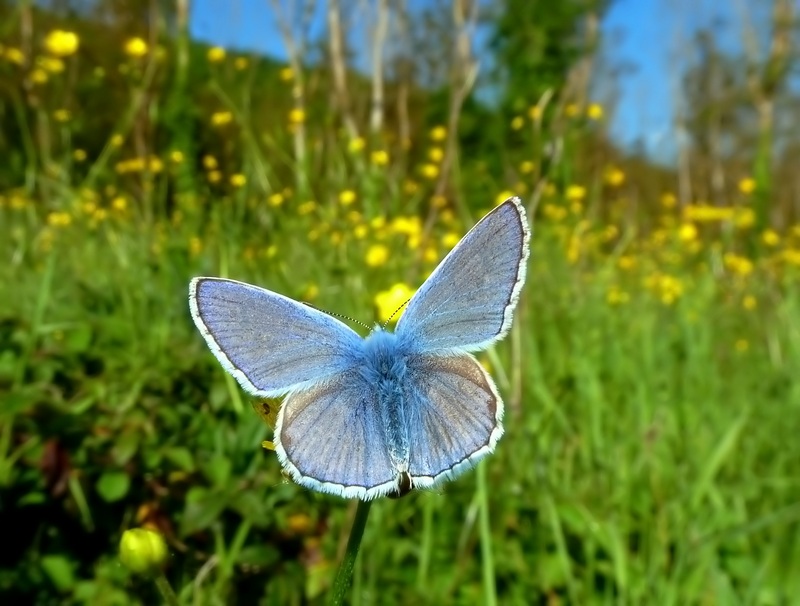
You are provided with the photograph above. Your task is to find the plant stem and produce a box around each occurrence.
[154,572,179,606]
[329,499,373,606]
[477,463,497,606]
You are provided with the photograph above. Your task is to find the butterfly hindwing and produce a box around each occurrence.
[404,354,503,488]
[275,370,401,500]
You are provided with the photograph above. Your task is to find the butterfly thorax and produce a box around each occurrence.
[358,329,411,474]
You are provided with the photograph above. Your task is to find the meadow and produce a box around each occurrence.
[2,6,800,605]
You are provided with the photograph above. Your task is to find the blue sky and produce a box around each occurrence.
[189,0,767,164]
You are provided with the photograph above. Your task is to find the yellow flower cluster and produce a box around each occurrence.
[374,283,415,323]
[644,273,683,305]
[44,30,80,57]
[115,156,164,174]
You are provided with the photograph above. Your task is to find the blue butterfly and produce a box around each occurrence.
[189,197,530,500]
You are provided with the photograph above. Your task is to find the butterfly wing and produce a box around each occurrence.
[403,354,503,488]
[189,277,362,397]
[275,370,400,500]
[396,197,530,353]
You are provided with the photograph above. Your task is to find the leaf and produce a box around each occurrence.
[96,471,130,502]
[182,487,231,536]
[65,324,93,353]
[112,432,140,465]
[163,446,195,472]
[41,554,76,592]
[201,455,231,487]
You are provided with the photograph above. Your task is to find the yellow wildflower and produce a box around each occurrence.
[112,196,128,212]
[211,111,233,127]
[268,193,284,207]
[738,177,756,194]
[743,295,757,310]
[124,37,148,57]
[365,244,390,267]
[428,147,444,163]
[430,125,447,141]
[47,211,72,227]
[30,69,48,84]
[339,190,356,206]
[587,103,603,120]
[684,204,734,223]
[782,249,800,266]
[73,149,87,162]
[288,108,305,125]
[5,47,24,65]
[39,57,64,73]
[390,216,421,238]
[420,163,439,180]
[528,105,542,121]
[520,160,534,174]
[354,224,368,239]
[202,155,218,170]
[371,150,389,166]
[230,174,246,187]
[207,46,226,62]
[53,109,71,123]
[605,167,625,187]
[207,170,221,184]
[542,203,567,222]
[44,30,79,57]
[442,232,461,249]
[511,115,524,130]
[565,103,580,118]
[375,283,415,323]
[565,184,586,202]
[403,180,419,195]
[170,150,184,163]
[723,252,754,276]
[348,137,365,153]
[660,192,677,209]
[618,255,636,270]
[234,57,249,70]
[606,286,630,306]
[496,190,515,206]
[298,200,316,215]
[762,229,780,247]
[110,133,124,147]
[678,223,698,242]
[734,207,755,229]
[279,67,294,81]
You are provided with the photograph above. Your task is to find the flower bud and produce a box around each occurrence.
[119,528,168,575]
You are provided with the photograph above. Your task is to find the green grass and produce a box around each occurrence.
[2,11,800,603]
[2,183,800,604]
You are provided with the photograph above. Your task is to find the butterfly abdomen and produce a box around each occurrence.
[359,330,411,474]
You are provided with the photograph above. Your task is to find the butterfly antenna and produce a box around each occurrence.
[382,298,411,330]
[301,302,371,331]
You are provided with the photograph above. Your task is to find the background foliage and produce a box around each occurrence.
[2,0,800,603]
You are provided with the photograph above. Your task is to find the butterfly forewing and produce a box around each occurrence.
[190,278,362,397]
[396,197,530,353]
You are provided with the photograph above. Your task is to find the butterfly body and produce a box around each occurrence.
[190,197,531,500]
[357,329,412,476]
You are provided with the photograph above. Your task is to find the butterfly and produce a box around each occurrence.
[189,197,530,500]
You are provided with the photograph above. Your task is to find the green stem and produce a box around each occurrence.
[329,499,373,606]
[477,463,497,606]
[154,572,179,606]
